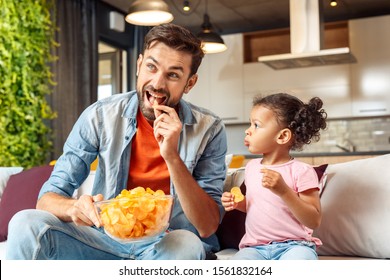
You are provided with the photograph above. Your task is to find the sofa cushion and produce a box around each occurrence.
[314,154,390,259]
[0,165,54,241]
[0,165,97,242]
[0,167,23,199]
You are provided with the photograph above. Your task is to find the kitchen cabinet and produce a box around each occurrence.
[184,34,245,123]
[310,155,374,165]
[242,61,352,120]
[186,15,390,122]
[243,22,350,63]
[349,15,390,117]
[241,20,353,120]
[243,16,390,119]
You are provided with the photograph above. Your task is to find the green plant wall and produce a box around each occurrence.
[0,0,57,168]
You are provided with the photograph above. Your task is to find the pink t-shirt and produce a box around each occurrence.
[239,158,322,249]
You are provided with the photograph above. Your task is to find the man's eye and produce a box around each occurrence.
[147,64,156,71]
[168,72,179,79]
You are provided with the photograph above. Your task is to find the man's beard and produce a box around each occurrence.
[137,85,171,121]
[138,91,155,121]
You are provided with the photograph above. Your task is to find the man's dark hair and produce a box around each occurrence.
[143,23,205,76]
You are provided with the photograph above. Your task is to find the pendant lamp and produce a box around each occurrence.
[197,0,227,54]
[183,0,190,12]
[125,0,174,26]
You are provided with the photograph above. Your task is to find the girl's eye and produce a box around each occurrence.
[254,123,260,129]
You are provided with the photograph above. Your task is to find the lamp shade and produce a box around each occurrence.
[197,13,227,54]
[125,0,174,26]
[197,30,227,54]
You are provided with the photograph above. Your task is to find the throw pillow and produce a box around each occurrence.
[0,165,53,241]
[0,167,23,199]
[314,164,328,182]
[314,154,390,258]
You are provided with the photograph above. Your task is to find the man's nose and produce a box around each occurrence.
[151,72,166,91]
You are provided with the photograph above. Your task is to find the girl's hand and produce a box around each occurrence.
[221,191,237,211]
[260,168,289,197]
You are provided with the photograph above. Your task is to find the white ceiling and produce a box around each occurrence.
[102,0,390,35]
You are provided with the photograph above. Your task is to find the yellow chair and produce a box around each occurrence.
[229,155,245,168]
[90,158,98,171]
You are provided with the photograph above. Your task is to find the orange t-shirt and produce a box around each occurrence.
[127,109,170,194]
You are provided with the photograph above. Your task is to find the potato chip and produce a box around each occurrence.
[154,189,165,197]
[96,186,173,240]
[230,186,244,203]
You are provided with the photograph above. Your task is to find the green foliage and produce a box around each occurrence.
[0,0,58,168]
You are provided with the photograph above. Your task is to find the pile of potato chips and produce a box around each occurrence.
[97,187,173,240]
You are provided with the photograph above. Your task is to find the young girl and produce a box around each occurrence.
[222,92,327,260]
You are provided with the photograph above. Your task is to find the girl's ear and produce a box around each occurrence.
[276,128,292,145]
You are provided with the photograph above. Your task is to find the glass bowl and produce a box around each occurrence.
[95,194,174,243]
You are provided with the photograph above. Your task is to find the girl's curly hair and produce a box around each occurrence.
[253,93,327,151]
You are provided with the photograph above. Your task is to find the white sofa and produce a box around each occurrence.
[1,154,390,259]
[0,240,6,259]
[216,153,390,260]
[0,168,94,260]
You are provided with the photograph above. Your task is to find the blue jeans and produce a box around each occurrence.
[6,209,205,260]
[230,240,318,260]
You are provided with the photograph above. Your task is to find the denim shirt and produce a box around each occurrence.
[39,91,227,252]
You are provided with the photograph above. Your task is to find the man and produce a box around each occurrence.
[6,23,227,260]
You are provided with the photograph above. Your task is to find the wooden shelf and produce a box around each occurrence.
[243,21,350,63]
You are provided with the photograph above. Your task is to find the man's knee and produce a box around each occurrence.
[8,209,54,238]
[9,209,36,232]
[155,230,206,259]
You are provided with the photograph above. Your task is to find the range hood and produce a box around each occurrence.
[258,0,356,70]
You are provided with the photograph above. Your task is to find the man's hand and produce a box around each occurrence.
[153,102,182,160]
[66,194,103,227]
[37,192,105,227]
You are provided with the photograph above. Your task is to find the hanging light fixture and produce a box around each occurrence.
[330,0,337,7]
[197,0,227,54]
[125,0,174,26]
[183,0,190,12]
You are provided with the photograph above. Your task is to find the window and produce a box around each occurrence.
[98,41,128,100]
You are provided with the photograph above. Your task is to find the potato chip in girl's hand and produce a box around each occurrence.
[230,186,244,203]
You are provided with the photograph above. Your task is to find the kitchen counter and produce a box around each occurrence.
[241,151,390,165]
[244,150,390,158]
[292,150,390,157]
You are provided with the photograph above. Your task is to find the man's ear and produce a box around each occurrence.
[276,128,292,145]
[184,74,198,94]
[136,54,143,76]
